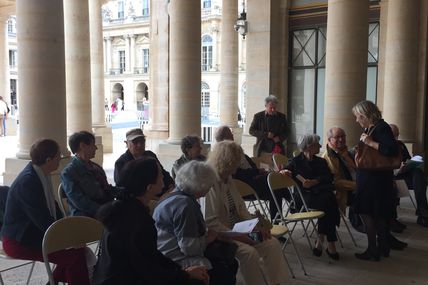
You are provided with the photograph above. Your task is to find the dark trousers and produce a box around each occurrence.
[3,237,90,285]
[395,168,428,217]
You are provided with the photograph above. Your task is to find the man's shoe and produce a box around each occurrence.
[417,216,428,228]
[389,238,407,250]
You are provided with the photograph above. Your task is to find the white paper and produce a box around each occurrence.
[296,174,306,183]
[220,218,259,236]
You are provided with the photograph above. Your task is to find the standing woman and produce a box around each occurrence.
[352,100,404,261]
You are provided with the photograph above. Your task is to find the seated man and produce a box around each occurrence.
[114,128,174,195]
[171,135,206,179]
[321,126,356,214]
[390,124,428,228]
[61,131,113,217]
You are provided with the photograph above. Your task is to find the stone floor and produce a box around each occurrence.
[1,134,428,284]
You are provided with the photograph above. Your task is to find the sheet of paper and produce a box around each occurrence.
[220,218,259,237]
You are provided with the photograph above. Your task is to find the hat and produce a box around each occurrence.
[126,128,146,142]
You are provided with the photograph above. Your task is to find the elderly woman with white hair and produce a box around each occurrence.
[153,160,238,285]
[205,140,289,285]
[280,134,340,260]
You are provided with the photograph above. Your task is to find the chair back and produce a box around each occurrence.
[57,183,69,217]
[232,179,270,220]
[272,153,289,171]
[42,216,104,284]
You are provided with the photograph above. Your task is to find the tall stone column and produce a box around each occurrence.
[0,18,9,105]
[64,0,92,134]
[168,0,201,143]
[324,0,369,146]
[146,0,170,145]
[220,0,239,128]
[89,0,113,153]
[5,0,68,185]
[130,34,136,74]
[382,0,420,142]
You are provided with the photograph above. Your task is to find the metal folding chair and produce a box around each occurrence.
[272,153,289,171]
[0,250,36,285]
[57,183,69,217]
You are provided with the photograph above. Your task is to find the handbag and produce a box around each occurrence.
[354,126,402,170]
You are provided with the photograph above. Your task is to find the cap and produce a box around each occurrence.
[126,128,146,142]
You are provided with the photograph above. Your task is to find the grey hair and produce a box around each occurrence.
[352,100,382,124]
[297,134,321,151]
[327,126,344,139]
[175,160,217,196]
[265,95,278,106]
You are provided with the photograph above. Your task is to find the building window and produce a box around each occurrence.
[201,82,210,117]
[201,35,213,71]
[9,50,17,68]
[118,1,125,19]
[142,0,149,16]
[119,50,125,74]
[7,18,15,35]
[202,0,211,9]
[143,49,149,73]
[288,23,379,148]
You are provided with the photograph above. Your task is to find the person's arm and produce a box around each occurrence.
[114,158,125,185]
[275,113,289,143]
[15,178,55,232]
[249,113,268,139]
[61,170,100,216]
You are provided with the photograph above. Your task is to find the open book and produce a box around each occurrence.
[398,155,424,174]
[220,218,259,237]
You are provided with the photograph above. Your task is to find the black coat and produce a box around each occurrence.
[354,119,398,219]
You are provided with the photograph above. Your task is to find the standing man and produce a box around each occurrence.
[249,95,288,165]
[321,127,356,214]
[114,128,174,195]
[0,96,8,137]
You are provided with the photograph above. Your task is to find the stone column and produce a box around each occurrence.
[0,18,9,106]
[382,0,420,142]
[376,0,388,111]
[105,36,112,73]
[64,0,92,134]
[219,0,241,142]
[168,0,201,143]
[130,34,136,74]
[5,0,68,185]
[89,0,113,153]
[146,0,170,144]
[324,0,369,146]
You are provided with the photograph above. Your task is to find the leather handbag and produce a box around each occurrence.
[354,140,402,171]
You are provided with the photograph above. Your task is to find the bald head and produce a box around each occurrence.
[389,124,399,139]
[327,127,347,151]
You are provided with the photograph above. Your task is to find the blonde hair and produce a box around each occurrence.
[352,100,382,124]
[208,140,243,178]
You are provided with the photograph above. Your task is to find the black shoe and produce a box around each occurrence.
[326,249,339,260]
[312,247,322,257]
[389,238,407,250]
[417,216,428,228]
[389,219,405,233]
[355,249,380,261]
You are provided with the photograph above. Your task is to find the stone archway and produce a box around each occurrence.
[112,83,124,111]
[136,82,149,120]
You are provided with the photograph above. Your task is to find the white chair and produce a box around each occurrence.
[272,153,289,171]
[233,178,307,277]
[42,216,104,285]
[57,183,69,217]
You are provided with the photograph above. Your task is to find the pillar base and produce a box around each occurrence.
[93,125,113,153]
[3,156,72,197]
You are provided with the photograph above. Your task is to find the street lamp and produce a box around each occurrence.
[234,1,247,39]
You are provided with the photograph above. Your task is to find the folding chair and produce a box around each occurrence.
[42,216,104,285]
[272,153,289,171]
[57,183,69,217]
[267,172,325,250]
[233,179,307,276]
[0,250,36,285]
[395,179,417,210]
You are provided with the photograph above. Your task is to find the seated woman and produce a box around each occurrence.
[172,135,206,179]
[92,158,209,285]
[204,140,289,285]
[215,125,291,220]
[1,139,91,285]
[154,160,238,285]
[280,134,340,260]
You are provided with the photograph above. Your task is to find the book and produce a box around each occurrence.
[398,156,424,174]
[220,218,259,237]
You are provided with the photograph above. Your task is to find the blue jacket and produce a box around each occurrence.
[1,163,62,249]
[61,156,112,217]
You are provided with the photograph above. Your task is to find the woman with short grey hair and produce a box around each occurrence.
[153,160,237,285]
[281,133,341,260]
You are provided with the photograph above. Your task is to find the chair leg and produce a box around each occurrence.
[286,233,307,275]
[0,274,5,285]
[341,211,358,247]
[336,230,344,248]
[409,191,417,210]
[25,261,36,285]
[300,220,313,250]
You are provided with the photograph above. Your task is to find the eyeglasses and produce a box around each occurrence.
[332,135,346,139]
